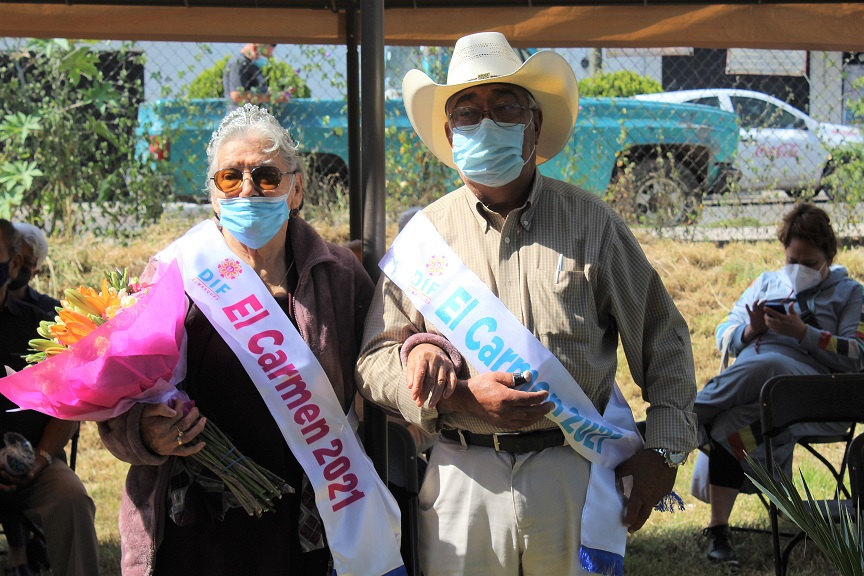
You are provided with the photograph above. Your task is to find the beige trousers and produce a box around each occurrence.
[418,435,594,576]
[5,460,100,576]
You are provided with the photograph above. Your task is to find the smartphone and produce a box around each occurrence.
[765,302,788,315]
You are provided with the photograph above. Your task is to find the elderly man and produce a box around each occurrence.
[356,32,697,576]
[9,222,59,314]
[0,219,99,576]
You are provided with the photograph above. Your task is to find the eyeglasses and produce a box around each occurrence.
[448,103,533,132]
[211,166,292,194]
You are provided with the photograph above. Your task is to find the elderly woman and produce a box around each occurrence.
[99,104,375,575]
[695,202,864,570]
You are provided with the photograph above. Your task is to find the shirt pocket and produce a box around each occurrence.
[531,265,592,337]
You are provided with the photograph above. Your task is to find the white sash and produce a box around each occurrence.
[157,220,405,576]
[381,212,644,575]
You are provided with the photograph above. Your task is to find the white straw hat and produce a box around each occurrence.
[402,31,579,169]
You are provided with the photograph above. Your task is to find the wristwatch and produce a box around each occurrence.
[650,447,688,468]
[37,449,53,466]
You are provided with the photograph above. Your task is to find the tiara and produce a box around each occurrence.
[207,103,297,161]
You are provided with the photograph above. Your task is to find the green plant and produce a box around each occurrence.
[578,70,663,98]
[0,112,44,218]
[747,456,864,576]
[186,54,311,99]
[847,76,864,125]
[821,144,864,207]
[0,38,168,235]
[383,46,458,219]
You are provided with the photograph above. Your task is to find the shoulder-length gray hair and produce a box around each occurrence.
[205,104,305,194]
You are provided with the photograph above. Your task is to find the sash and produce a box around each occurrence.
[381,212,644,575]
[157,220,406,576]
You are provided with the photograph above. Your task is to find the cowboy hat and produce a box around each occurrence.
[402,31,579,169]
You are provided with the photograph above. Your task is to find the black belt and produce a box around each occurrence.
[441,428,566,454]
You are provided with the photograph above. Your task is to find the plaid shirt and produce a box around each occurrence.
[357,173,698,453]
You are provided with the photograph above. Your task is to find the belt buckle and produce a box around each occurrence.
[492,432,518,452]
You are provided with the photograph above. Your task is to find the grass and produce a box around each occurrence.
[6,207,862,575]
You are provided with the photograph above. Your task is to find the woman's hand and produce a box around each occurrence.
[743,300,770,342]
[405,343,458,409]
[765,304,808,342]
[141,397,207,457]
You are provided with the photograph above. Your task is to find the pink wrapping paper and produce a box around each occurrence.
[0,260,187,421]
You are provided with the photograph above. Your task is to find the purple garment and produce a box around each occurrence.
[98,218,374,576]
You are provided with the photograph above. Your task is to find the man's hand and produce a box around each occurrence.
[439,371,553,429]
[405,343,458,409]
[0,458,46,491]
[615,448,678,533]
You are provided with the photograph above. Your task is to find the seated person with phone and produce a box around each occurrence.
[692,203,864,570]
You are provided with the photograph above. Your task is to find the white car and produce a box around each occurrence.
[634,88,864,195]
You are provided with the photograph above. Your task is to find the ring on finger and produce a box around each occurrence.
[177,435,184,446]
[173,424,183,438]
[513,371,528,386]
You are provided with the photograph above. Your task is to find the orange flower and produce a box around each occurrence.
[51,308,101,346]
[75,280,122,318]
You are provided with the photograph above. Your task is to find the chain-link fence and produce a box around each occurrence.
[2,38,864,234]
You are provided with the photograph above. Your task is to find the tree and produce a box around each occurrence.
[578,70,663,98]
[0,39,168,235]
[187,55,312,99]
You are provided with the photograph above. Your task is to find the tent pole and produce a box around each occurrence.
[360,0,389,482]
[346,3,362,242]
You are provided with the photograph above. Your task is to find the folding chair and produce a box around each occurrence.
[717,339,857,501]
[361,398,424,576]
[848,433,864,504]
[760,373,864,576]
[387,420,422,576]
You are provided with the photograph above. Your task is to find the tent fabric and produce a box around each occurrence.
[1,2,864,50]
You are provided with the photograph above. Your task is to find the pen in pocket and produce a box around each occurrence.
[554,253,563,285]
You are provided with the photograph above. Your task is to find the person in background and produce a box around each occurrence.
[694,202,864,570]
[0,219,99,576]
[356,32,697,576]
[8,222,59,314]
[223,43,289,110]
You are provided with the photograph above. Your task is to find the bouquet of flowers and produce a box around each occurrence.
[0,261,289,517]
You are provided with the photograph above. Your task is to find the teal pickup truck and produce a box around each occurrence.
[137,96,739,224]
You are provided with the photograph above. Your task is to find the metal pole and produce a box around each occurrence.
[346,4,362,242]
[361,0,386,280]
[360,0,388,482]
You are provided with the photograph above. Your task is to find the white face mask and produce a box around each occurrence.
[784,263,826,294]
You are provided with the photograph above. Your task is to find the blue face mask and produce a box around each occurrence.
[217,195,290,249]
[254,56,269,69]
[452,118,534,188]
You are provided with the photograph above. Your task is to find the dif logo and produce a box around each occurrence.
[409,254,448,301]
[196,258,244,295]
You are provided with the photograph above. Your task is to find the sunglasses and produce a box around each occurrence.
[448,103,533,132]
[212,166,293,194]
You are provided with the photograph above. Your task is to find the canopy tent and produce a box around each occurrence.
[3,0,864,479]
[2,2,864,51]
[3,0,864,261]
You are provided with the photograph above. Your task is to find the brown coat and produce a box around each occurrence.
[98,218,374,576]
